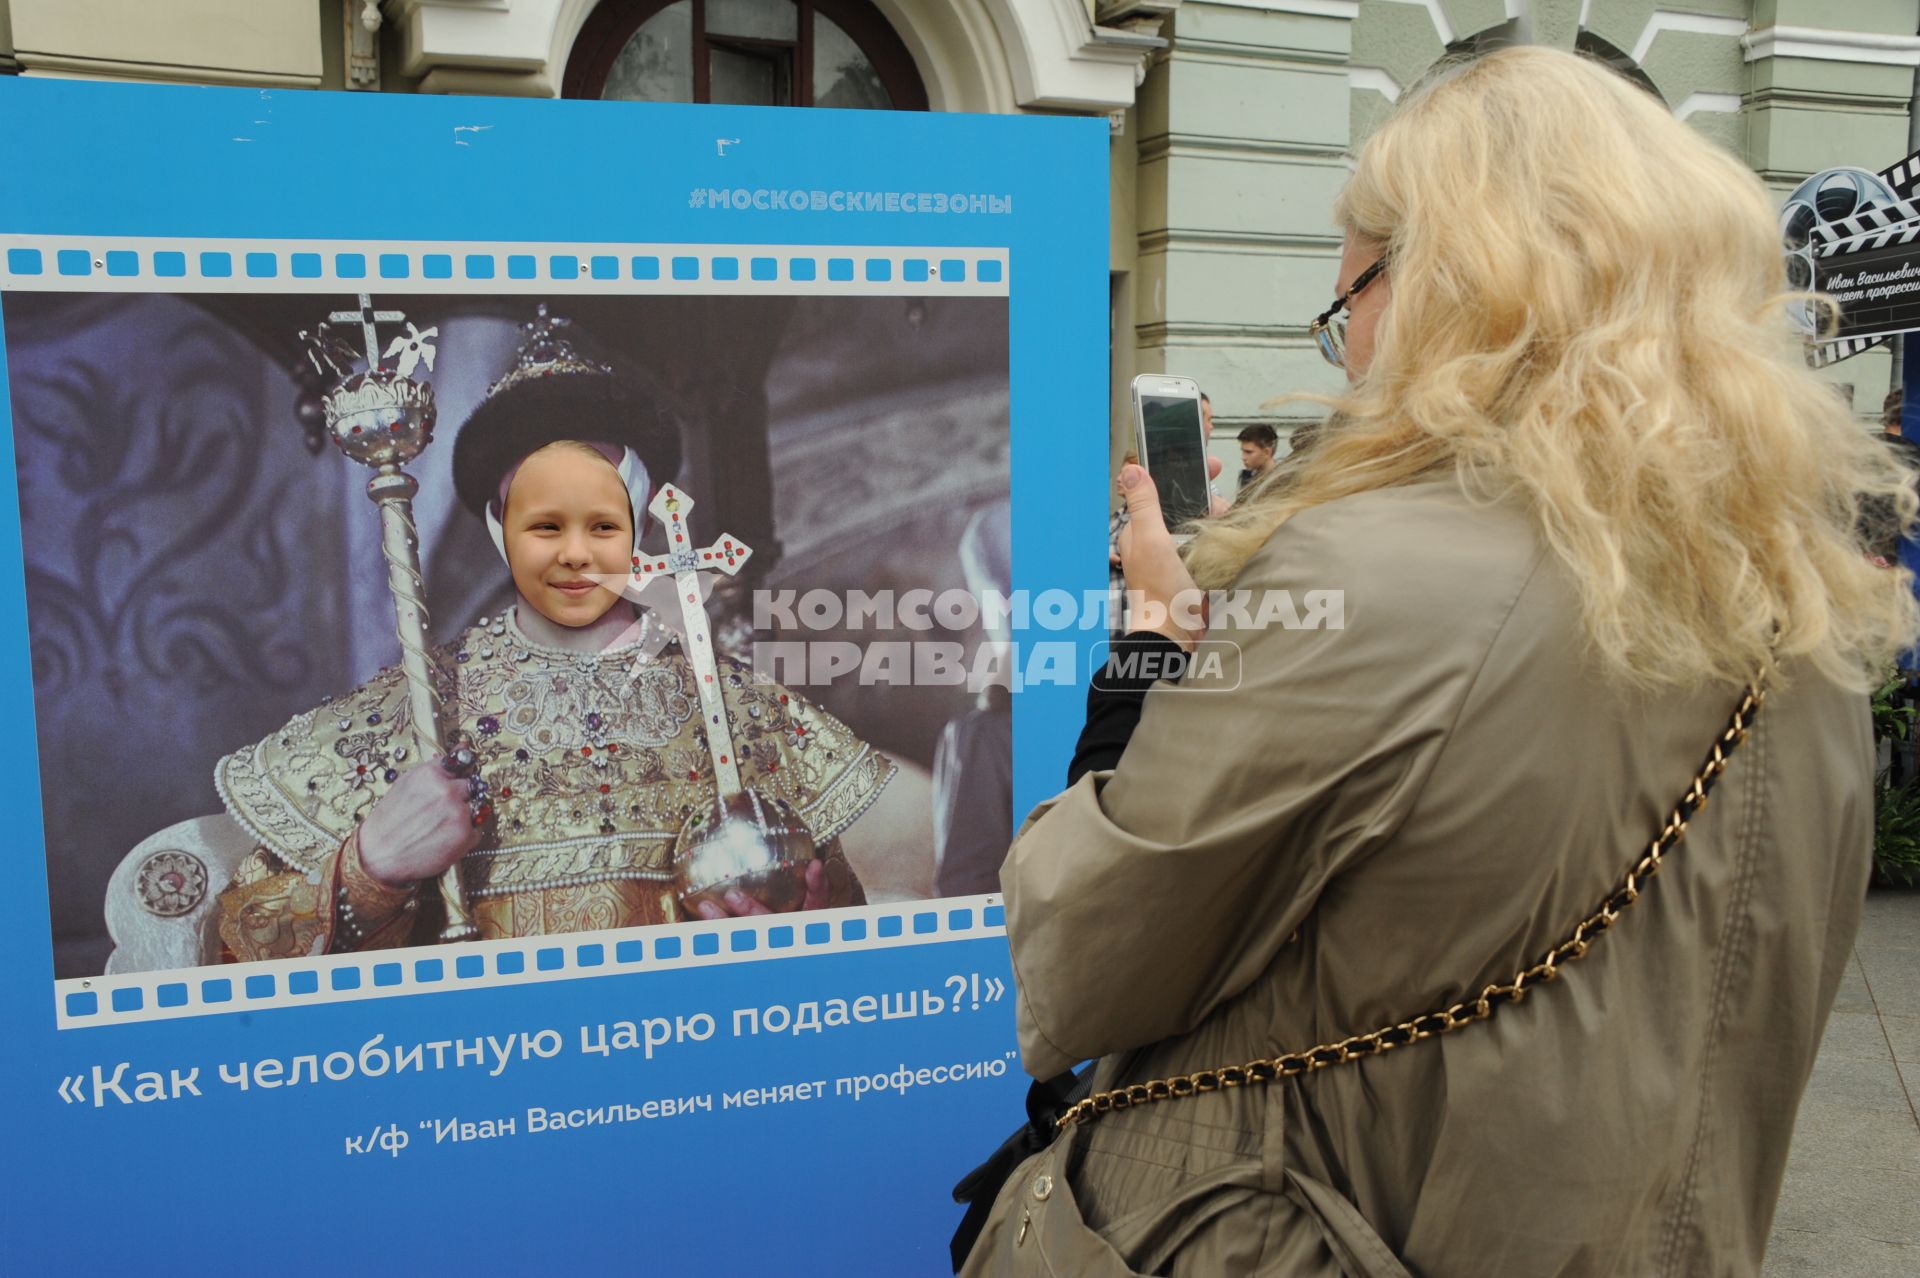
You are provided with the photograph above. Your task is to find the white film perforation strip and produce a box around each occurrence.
[55,896,1007,1029]
[0,235,1011,297]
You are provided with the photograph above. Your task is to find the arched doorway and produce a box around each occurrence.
[563,0,928,109]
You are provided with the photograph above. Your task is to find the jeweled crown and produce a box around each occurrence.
[485,303,613,400]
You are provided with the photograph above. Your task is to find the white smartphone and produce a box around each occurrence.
[1130,373,1211,532]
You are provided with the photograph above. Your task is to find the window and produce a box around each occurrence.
[565,0,927,110]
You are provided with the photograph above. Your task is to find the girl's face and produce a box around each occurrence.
[501,445,633,628]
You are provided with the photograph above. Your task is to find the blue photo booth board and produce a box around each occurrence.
[0,80,1107,1276]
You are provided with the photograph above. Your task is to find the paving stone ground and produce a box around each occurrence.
[1763,888,1920,1276]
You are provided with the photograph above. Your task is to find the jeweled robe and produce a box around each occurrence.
[216,608,892,960]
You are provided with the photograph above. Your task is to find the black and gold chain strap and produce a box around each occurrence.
[1056,681,1768,1133]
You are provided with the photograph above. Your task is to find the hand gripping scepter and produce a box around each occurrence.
[309,294,477,940]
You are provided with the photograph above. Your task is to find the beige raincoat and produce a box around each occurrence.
[963,475,1870,1277]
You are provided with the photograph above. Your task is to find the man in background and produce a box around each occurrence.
[1237,423,1279,490]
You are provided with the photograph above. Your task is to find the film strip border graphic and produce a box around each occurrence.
[55,897,1006,1030]
[0,235,1010,296]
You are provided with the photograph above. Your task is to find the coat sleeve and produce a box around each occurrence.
[1002,498,1543,1077]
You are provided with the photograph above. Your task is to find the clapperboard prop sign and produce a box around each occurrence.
[1784,153,1920,367]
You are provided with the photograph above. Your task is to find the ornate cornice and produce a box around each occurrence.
[1743,24,1920,69]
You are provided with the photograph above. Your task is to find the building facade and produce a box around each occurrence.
[2,0,1915,478]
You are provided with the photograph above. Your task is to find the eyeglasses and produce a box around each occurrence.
[1309,258,1387,368]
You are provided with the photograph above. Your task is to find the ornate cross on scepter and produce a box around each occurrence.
[633,483,816,915]
[329,294,406,369]
[637,483,754,796]
[312,293,473,940]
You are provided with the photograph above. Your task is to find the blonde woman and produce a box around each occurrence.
[961,47,1917,1278]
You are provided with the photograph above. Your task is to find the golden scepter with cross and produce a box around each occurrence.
[304,294,477,940]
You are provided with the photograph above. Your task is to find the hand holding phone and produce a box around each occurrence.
[1129,375,1210,533]
[1112,463,1207,649]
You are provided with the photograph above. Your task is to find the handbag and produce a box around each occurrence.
[949,680,1765,1273]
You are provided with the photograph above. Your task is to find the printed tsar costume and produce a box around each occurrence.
[213,317,894,960]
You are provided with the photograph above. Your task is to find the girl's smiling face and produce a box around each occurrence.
[501,443,634,627]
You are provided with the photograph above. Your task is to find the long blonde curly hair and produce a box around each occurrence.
[1185,45,1920,691]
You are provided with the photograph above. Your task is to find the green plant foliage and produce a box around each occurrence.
[1873,668,1917,743]
[1873,669,1920,888]
[1874,774,1920,888]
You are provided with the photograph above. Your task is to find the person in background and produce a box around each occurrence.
[1868,387,1920,569]
[1198,390,1229,516]
[1237,423,1279,489]
[963,46,1917,1277]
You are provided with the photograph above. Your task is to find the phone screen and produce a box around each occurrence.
[1140,394,1210,530]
